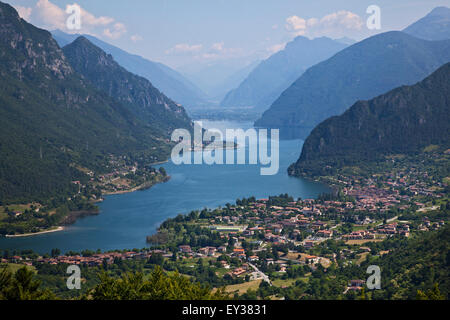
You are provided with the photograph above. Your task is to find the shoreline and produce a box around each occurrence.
[2,169,171,238]
[5,226,65,238]
[102,175,171,196]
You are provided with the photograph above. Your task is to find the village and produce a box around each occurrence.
[1,152,448,298]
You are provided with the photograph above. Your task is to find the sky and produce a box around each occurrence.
[6,0,450,71]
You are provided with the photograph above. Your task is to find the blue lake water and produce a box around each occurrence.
[0,121,329,254]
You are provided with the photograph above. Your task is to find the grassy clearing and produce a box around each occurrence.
[272,278,296,288]
[224,279,262,295]
[356,252,369,265]
[345,239,384,245]
[0,263,36,274]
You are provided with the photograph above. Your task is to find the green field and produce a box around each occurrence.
[0,263,36,274]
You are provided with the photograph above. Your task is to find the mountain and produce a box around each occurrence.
[404,6,450,41]
[179,59,260,102]
[255,31,450,139]
[0,2,177,202]
[289,62,450,177]
[51,30,207,109]
[334,37,357,45]
[220,36,349,111]
[62,36,192,135]
[211,60,260,101]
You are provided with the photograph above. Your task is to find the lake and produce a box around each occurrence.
[0,121,329,254]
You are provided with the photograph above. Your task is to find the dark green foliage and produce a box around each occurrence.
[0,266,55,300]
[0,3,186,203]
[89,266,226,300]
[359,226,450,299]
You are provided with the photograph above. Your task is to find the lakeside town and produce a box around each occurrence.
[2,150,448,298]
[0,154,169,237]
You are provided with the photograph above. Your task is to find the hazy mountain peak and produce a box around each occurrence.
[429,6,450,16]
[51,30,207,108]
[255,31,450,139]
[220,35,348,110]
[404,6,450,41]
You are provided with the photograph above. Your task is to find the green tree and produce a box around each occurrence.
[0,267,55,300]
[89,266,227,300]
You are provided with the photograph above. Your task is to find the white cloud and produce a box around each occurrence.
[35,0,66,30]
[14,5,33,20]
[103,23,127,39]
[267,43,286,54]
[79,7,114,26]
[320,10,363,30]
[201,53,219,59]
[285,10,364,38]
[166,40,243,62]
[166,43,203,54]
[211,42,225,51]
[14,0,127,39]
[130,34,143,42]
[285,15,307,36]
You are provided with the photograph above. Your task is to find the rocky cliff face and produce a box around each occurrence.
[0,3,72,80]
[62,36,192,135]
[0,2,178,202]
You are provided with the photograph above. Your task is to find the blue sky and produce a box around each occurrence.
[7,0,450,70]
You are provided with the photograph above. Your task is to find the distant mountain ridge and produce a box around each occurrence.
[220,36,348,111]
[181,59,261,103]
[52,30,207,109]
[289,62,450,177]
[255,31,450,139]
[403,6,450,41]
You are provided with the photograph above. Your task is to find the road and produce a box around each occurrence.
[248,262,272,286]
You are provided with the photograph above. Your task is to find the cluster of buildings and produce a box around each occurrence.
[1,250,169,267]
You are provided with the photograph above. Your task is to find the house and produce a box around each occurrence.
[317,230,332,238]
[179,245,192,253]
[304,255,320,265]
[349,280,365,289]
[303,240,316,248]
[232,267,246,277]
[233,248,245,257]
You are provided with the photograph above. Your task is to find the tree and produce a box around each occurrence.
[51,248,61,258]
[147,253,164,265]
[158,167,167,177]
[0,267,55,300]
[416,283,445,300]
[89,266,227,300]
